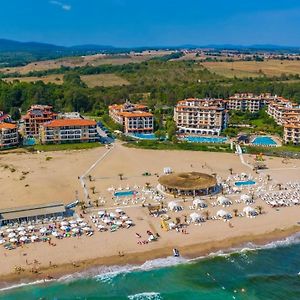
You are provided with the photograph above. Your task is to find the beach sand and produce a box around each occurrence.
[1,143,300,286]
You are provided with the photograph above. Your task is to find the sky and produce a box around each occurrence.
[0,0,300,47]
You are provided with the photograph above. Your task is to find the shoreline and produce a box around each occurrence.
[1,225,299,290]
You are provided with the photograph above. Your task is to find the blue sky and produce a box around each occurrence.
[0,0,300,47]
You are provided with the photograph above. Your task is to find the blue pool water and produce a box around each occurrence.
[184,136,227,143]
[130,133,158,140]
[235,180,256,187]
[114,190,135,197]
[252,136,277,146]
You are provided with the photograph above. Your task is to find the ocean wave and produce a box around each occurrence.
[1,232,300,293]
[128,292,162,300]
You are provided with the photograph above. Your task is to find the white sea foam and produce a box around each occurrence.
[128,292,162,300]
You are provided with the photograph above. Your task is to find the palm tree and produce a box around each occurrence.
[90,186,96,194]
[204,210,210,220]
[229,168,233,175]
[256,205,263,215]
[118,173,124,180]
[233,208,238,217]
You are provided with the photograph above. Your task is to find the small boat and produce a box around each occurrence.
[173,248,180,257]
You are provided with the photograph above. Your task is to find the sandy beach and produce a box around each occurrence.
[1,142,300,287]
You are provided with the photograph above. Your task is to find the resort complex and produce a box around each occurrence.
[0,122,18,149]
[22,105,57,138]
[40,119,97,144]
[174,98,228,135]
[109,101,154,134]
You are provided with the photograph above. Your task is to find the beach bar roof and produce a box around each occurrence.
[0,202,66,226]
[159,172,217,191]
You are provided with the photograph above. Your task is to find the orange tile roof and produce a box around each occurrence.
[0,123,17,130]
[43,119,96,128]
[120,112,153,117]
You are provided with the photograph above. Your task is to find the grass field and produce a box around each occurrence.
[2,73,130,87]
[80,74,130,87]
[0,51,173,75]
[202,60,300,78]
[3,74,64,84]
[29,142,103,152]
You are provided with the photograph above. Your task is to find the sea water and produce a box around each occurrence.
[1,234,300,299]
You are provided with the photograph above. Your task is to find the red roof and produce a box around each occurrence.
[43,119,96,128]
[0,123,17,129]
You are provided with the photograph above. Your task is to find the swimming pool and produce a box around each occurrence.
[252,136,277,147]
[114,190,136,197]
[184,136,227,143]
[235,180,256,187]
[130,133,158,140]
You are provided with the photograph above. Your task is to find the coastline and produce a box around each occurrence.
[1,225,299,290]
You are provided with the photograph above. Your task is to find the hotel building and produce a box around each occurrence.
[284,122,300,145]
[0,122,19,149]
[174,98,228,136]
[227,93,276,113]
[22,105,57,137]
[109,101,154,134]
[40,119,97,144]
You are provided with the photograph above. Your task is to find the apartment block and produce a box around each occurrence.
[22,105,57,137]
[227,93,275,112]
[284,122,300,145]
[40,119,97,144]
[174,98,228,136]
[0,122,19,148]
[109,101,154,134]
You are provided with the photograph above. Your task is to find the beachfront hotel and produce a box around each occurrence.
[174,98,228,135]
[22,105,57,137]
[284,122,300,145]
[39,119,97,144]
[109,101,154,134]
[0,122,19,149]
[227,93,276,113]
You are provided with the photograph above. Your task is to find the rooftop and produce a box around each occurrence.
[42,119,96,128]
[158,172,217,191]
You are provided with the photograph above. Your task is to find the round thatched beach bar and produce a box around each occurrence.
[158,171,218,196]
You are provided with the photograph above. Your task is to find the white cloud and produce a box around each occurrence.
[50,0,72,11]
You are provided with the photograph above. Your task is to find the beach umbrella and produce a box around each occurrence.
[40,227,47,234]
[243,206,257,216]
[60,221,69,226]
[8,232,16,238]
[217,196,232,206]
[115,208,123,214]
[19,236,28,242]
[0,239,6,244]
[18,231,27,236]
[70,223,78,228]
[0,230,4,235]
[190,212,204,223]
[103,218,111,224]
[10,238,18,243]
[72,228,80,233]
[168,201,182,211]
[109,213,117,218]
[121,215,129,220]
[241,194,253,203]
[17,227,25,231]
[98,211,105,216]
[217,210,232,219]
[79,222,87,227]
[6,228,14,233]
[82,227,92,232]
[192,198,207,208]
[27,225,35,231]
[97,225,106,229]
[52,231,59,237]
[69,220,77,224]
[31,236,39,242]
[125,220,133,225]
[115,220,123,226]
[76,218,84,223]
